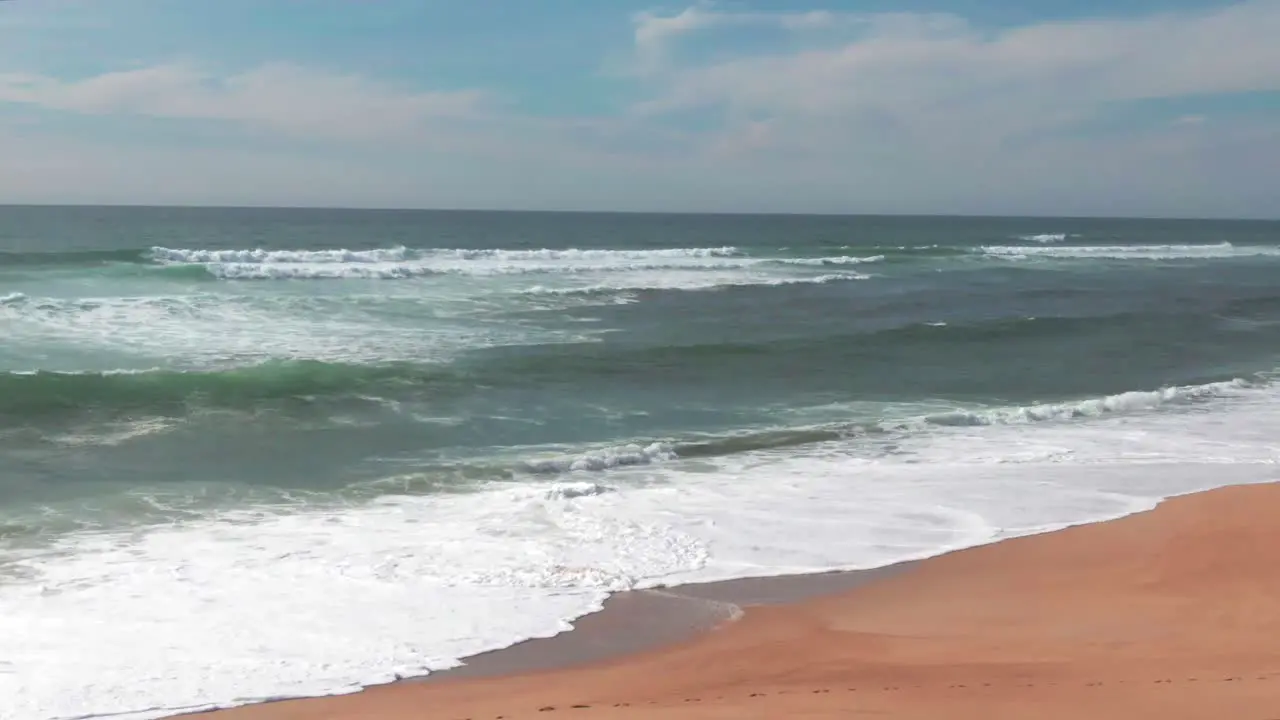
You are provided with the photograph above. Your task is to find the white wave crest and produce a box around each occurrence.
[525,271,868,298]
[151,246,759,280]
[426,247,740,261]
[522,442,677,474]
[0,292,27,305]
[1015,233,1068,243]
[776,255,885,266]
[207,263,440,280]
[151,247,412,264]
[982,242,1280,260]
[769,273,869,285]
[916,379,1252,428]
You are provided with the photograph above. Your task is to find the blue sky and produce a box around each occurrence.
[1,0,1278,217]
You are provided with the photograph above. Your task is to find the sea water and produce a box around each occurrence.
[1,207,1279,718]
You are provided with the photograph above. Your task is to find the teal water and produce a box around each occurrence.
[3,207,1280,719]
[3,210,1279,525]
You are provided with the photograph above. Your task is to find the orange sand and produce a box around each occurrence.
[199,483,1280,720]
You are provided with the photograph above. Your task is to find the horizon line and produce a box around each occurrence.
[0,203,1276,223]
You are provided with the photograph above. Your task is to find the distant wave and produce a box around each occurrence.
[3,242,1064,283]
[18,241,1275,282]
[773,255,886,266]
[523,271,868,298]
[146,245,762,280]
[981,242,1280,260]
[1014,233,1069,243]
[150,246,743,265]
[410,247,742,261]
[150,247,415,264]
[205,263,443,280]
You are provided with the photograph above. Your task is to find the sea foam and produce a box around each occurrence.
[4,379,1280,719]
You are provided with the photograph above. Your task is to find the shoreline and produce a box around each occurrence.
[421,562,913,683]
[196,481,1280,719]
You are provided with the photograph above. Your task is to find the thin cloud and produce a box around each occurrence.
[629,5,964,73]
[0,63,490,141]
[632,1,1280,151]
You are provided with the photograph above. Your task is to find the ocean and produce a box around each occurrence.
[2,206,1280,719]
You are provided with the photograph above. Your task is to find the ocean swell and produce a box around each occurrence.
[0,362,451,418]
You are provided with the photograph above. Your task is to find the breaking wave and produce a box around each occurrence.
[507,377,1264,472]
[523,271,868,298]
[523,443,677,474]
[674,378,1259,461]
[148,246,756,280]
[1015,233,1069,243]
[911,379,1252,427]
[773,255,886,266]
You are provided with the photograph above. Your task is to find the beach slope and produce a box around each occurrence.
[200,483,1280,720]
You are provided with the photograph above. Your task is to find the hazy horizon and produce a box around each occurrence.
[2,203,1278,223]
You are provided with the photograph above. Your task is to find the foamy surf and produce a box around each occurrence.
[6,379,1280,720]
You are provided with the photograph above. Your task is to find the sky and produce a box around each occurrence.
[0,0,1278,217]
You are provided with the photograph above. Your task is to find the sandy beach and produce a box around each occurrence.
[197,483,1280,720]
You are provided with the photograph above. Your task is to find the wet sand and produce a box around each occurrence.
[197,483,1280,720]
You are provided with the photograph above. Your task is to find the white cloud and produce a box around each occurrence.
[630,1,1280,173]
[613,1,1280,217]
[0,63,489,141]
[629,5,843,72]
[629,5,963,73]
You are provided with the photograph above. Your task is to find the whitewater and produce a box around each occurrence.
[2,208,1280,720]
